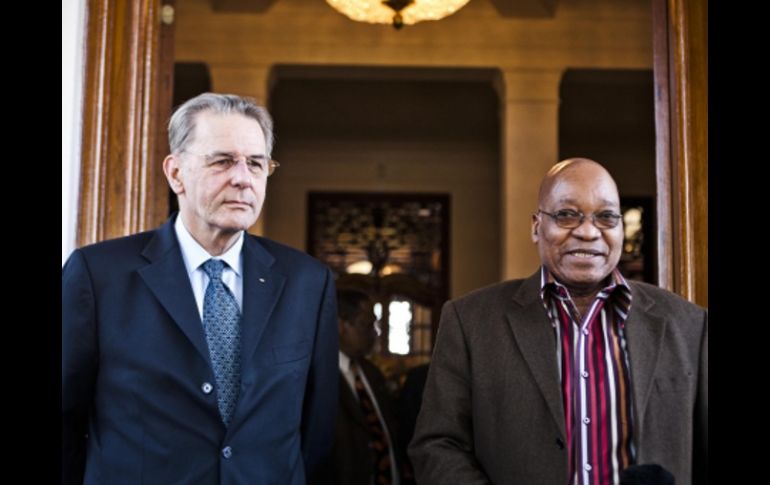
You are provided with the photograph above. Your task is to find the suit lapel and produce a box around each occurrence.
[138,218,211,365]
[624,283,666,444]
[239,236,287,365]
[506,273,566,439]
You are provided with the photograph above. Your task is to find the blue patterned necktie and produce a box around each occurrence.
[201,258,241,427]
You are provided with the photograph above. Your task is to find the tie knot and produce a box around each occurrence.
[202,258,226,281]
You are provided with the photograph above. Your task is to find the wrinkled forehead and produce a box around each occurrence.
[189,111,266,153]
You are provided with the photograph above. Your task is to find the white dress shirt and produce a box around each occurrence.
[174,215,244,318]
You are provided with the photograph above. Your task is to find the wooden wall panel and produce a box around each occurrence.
[78,0,173,247]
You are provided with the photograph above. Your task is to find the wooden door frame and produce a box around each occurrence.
[653,0,708,306]
[77,0,174,246]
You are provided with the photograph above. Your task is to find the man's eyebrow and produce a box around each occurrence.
[208,151,267,160]
[552,198,620,210]
[597,198,620,207]
[555,197,618,204]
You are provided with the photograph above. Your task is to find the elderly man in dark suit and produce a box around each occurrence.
[62,93,338,484]
[409,158,707,485]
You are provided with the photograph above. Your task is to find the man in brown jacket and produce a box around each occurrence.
[409,159,707,485]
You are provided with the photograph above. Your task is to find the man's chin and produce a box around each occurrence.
[561,269,611,289]
[215,215,258,233]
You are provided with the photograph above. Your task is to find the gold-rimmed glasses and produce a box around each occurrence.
[184,151,280,176]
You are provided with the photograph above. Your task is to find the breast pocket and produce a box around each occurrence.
[272,340,311,365]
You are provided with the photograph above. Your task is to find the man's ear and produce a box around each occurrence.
[163,154,185,195]
[531,213,540,243]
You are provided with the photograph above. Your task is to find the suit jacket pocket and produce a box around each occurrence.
[273,340,311,364]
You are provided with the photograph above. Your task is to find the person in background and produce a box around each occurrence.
[333,288,413,485]
[62,93,338,484]
[409,158,707,485]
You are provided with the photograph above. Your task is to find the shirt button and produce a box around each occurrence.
[581,371,589,378]
[582,328,589,335]
[222,446,232,459]
[582,417,591,424]
[584,463,592,471]
[201,382,213,394]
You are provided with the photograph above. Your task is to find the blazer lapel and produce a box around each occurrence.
[239,236,287,365]
[506,273,566,439]
[138,218,211,365]
[624,283,666,445]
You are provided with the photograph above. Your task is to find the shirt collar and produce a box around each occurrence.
[539,265,631,303]
[174,215,244,277]
[339,351,353,372]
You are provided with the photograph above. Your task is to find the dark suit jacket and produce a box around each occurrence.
[409,271,708,485]
[62,216,339,485]
[332,358,408,485]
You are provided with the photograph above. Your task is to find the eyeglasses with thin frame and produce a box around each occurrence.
[183,151,280,176]
[537,209,622,229]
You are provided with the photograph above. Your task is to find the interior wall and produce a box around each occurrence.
[266,140,499,299]
[175,0,652,71]
[174,0,652,287]
[266,75,500,299]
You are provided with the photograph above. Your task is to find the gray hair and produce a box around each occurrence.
[168,92,275,157]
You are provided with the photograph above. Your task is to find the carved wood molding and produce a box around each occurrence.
[653,0,707,306]
[78,0,172,247]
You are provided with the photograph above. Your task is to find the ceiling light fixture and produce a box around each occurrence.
[326,0,471,30]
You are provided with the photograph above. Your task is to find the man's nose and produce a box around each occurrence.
[229,157,254,186]
[571,217,602,239]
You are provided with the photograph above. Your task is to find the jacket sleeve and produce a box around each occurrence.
[301,267,339,484]
[62,250,98,485]
[694,309,708,485]
[408,300,491,485]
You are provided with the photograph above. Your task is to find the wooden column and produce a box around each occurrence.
[653,0,708,306]
[78,0,174,246]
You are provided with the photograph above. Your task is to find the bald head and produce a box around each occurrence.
[538,158,618,208]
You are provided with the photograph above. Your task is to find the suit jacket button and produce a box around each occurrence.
[556,438,565,450]
[222,446,233,459]
[201,382,213,394]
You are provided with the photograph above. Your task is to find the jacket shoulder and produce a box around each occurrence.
[630,280,707,314]
[66,229,158,267]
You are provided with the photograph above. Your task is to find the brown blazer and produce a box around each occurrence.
[409,271,707,485]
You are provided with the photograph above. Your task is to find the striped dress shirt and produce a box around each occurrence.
[539,266,635,485]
